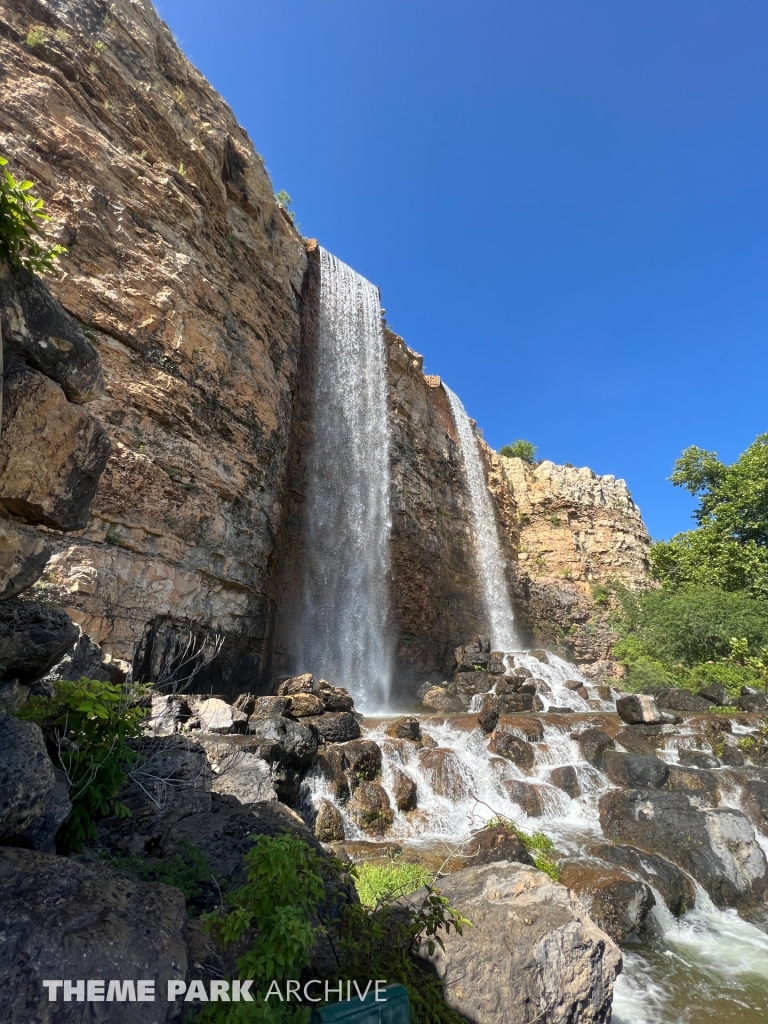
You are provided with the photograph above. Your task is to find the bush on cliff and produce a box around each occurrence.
[0,154,66,273]
[500,438,538,462]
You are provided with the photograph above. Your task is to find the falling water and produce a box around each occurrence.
[294,248,392,710]
[444,385,519,651]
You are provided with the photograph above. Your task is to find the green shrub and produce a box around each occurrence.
[354,861,432,908]
[484,818,560,880]
[0,154,66,273]
[103,841,215,908]
[17,678,146,850]
[499,439,538,463]
[275,189,296,224]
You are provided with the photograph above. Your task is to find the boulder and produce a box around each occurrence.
[501,778,547,817]
[313,711,361,744]
[315,748,351,803]
[196,697,237,734]
[598,788,768,908]
[288,693,324,717]
[249,695,292,719]
[0,356,111,530]
[336,739,382,780]
[550,765,582,799]
[488,654,506,675]
[40,625,129,687]
[679,748,720,770]
[477,707,499,733]
[347,782,393,833]
[578,728,616,768]
[615,723,677,752]
[564,679,584,691]
[602,750,669,789]
[738,692,768,714]
[615,694,661,725]
[0,262,105,403]
[741,777,768,834]
[455,641,489,671]
[422,686,464,712]
[559,861,655,944]
[415,681,436,701]
[408,862,621,1024]
[210,750,276,804]
[315,680,355,712]
[418,748,471,801]
[489,731,536,770]
[455,670,493,692]
[245,715,318,768]
[0,600,78,684]
[0,848,186,1024]
[384,716,421,741]
[0,717,55,839]
[654,688,713,714]
[391,768,417,811]
[463,824,535,868]
[699,682,727,706]
[719,735,746,767]
[276,673,314,696]
[232,692,257,715]
[663,765,720,803]
[588,843,696,917]
[314,798,345,842]
[528,650,549,663]
[494,691,536,715]
[16,768,71,853]
[0,522,50,601]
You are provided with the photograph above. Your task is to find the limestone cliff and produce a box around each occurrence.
[0,0,306,684]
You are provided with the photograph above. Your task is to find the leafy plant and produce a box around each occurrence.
[17,678,147,850]
[26,27,45,47]
[104,841,216,906]
[483,817,560,880]
[354,860,431,908]
[499,439,538,463]
[0,155,66,273]
[590,583,611,607]
[275,189,295,223]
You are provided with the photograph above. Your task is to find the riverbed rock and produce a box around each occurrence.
[588,843,696,917]
[313,712,361,744]
[598,788,768,908]
[578,728,616,767]
[408,862,621,1024]
[615,694,662,725]
[418,748,470,801]
[249,695,292,719]
[0,600,79,684]
[478,707,499,733]
[243,715,318,768]
[501,779,547,817]
[0,522,51,602]
[0,847,187,1024]
[654,688,713,714]
[602,750,669,789]
[559,862,655,944]
[698,682,727,706]
[550,765,582,799]
[391,768,418,811]
[315,680,355,712]
[738,692,768,714]
[422,686,465,712]
[679,748,720,770]
[346,782,394,833]
[287,693,324,717]
[0,356,111,530]
[384,716,421,741]
[314,749,351,803]
[336,739,382,780]
[196,697,237,734]
[495,691,537,714]
[0,717,55,840]
[276,673,314,696]
[663,765,720,803]
[463,824,535,868]
[490,731,536,770]
[314,799,345,841]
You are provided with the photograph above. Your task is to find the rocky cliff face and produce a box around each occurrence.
[0,0,306,685]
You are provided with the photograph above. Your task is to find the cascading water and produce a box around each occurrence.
[294,248,392,710]
[444,385,519,651]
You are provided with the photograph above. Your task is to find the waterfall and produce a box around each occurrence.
[444,385,519,651]
[294,248,392,710]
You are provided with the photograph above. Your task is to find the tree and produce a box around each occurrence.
[499,439,538,463]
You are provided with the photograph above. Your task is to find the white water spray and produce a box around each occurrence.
[444,385,519,651]
[295,248,392,709]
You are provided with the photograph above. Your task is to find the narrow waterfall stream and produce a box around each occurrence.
[444,386,519,651]
[293,248,392,710]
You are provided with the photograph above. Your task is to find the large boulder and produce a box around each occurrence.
[678,749,720,770]
[39,626,129,688]
[390,767,417,811]
[276,673,314,696]
[0,600,79,684]
[490,731,536,770]
[287,693,325,717]
[245,715,318,768]
[615,694,662,725]
[314,798,345,842]
[550,765,581,799]
[559,861,655,944]
[418,748,471,801]
[663,765,720,803]
[384,716,421,741]
[17,768,71,853]
[0,356,111,530]
[501,778,548,817]
[422,686,464,712]
[312,712,361,744]
[335,738,382,780]
[0,848,186,1024]
[598,788,768,908]
[209,750,276,805]
[0,262,105,403]
[315,680,354,712]
[0,521,51,601]
[738,692,768,714]
[587,843,696,917]
[654,688,713,714]
[408,862,621,1024]
[346,782,393,833]
[578,728,615,767]
[602,750,669,789]
[462,824,535,868]
[0,717,55,839]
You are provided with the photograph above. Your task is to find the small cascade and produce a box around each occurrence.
[293,248,392,710]
[444,385,519,651]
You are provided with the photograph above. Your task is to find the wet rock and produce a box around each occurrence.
[463,823,535,867]
[489,731,536,770]
[501,778,546,816]
[336,739,382,780]
[210,751,276,804]
[249,695,292,719]
[0,600,78,684]
[422,686,464,712]
[416,681,436,701]
[315,680,355,712]
[598,788,768,908]
[602,750,669,789]
[663,765,720,804]
[488,653,506,675]
[407,862,621,1024]
[494,691,536,714]
[528,650,549,663]
[245,715,318,767]
[699,682,727,706]
[654,689,713,714]
[679,749,720,770]
[547,705,575,714]
[738,692,768,714]
[16,769,71,853]
[726,771,768,834]
[616,694,662,725]
[616,723,677,752]
[418,748,470,801]
[347,782,394,833]
[288,693,324,717]
[477,707,499,733]
[313,711,361,744]
[314,799,345,841]
[0,522,50,602]
[391,768,417,811]
[0,262,105,403]
[0,717,55,839]
[0,848,186,1024]
[719,741,746,767]
[588,843,696,916]
[559,861,655,944]
[276,673,314,696]
[564,679,584,691]
[0,356,111,530]
[384,716,421,741]
[550,765,582,799]
[578,728,616,768]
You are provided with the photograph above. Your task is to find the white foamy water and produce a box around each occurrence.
[293,248,392,710]
[444,385,519,651]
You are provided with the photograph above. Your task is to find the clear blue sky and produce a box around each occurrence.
[156,0,767,541]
